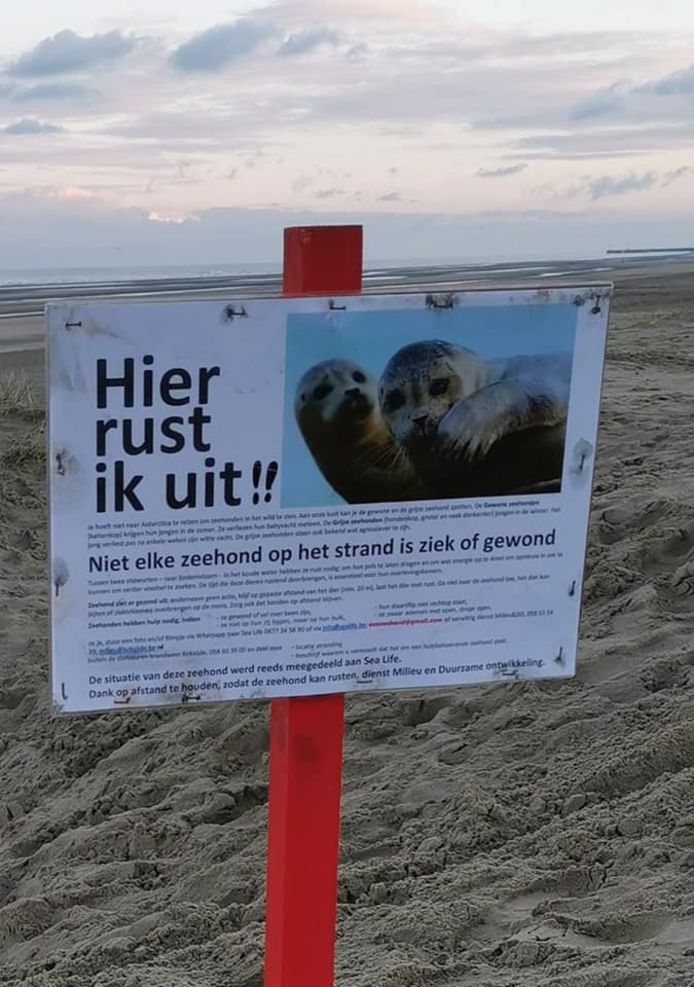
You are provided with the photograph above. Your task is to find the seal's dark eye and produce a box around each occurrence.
[312,382,333,401]
[429,378,449,397]
[383,388,405,413]
[352,370,366,383]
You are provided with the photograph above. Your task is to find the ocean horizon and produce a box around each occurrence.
[0,250,620,289]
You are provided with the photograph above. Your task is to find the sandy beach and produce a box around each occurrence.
[1,261,694,986]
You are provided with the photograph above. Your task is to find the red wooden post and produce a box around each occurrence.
[282,225,363,295]
[264,225,363,987]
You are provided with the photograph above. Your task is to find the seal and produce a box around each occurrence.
[295,358,428,503]
[379,340,571,497]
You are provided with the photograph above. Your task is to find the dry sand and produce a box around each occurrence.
[1,268,694,986]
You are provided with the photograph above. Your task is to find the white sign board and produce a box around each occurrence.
[48,287,609,713]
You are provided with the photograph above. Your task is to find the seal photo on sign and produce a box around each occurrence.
[294,358,428,504]
[379,339,571,497]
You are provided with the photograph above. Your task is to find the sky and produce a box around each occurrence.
[1,0,693,267]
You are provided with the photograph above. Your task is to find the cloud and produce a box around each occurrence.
[569,64,694,126]
[638,63,694,96]
[8,29,136,78]
[147,210,197,224]
[172,20,277,72]
[266,0,438,23]
[476,163,527,178]
[10,81,99,103]
[279,28,340,56]
[379,191,401,201]
[51,185,97,200]
[3,117,63,135]
[315,187,346,198]
[566,167,692,200]
[584,171,658,199]
[346,43,369,60]
[570,83,626,120]
[512,123,694,158]
[661,165,692,186]
[1,11,692,234]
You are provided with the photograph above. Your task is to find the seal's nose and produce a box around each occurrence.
[411,412,428,431]
[344,387,361,398]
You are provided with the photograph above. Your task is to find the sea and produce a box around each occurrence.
[0,251,688,350]
[0,245,690,291]
[0,262,282,288]
[0,255,622,318]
